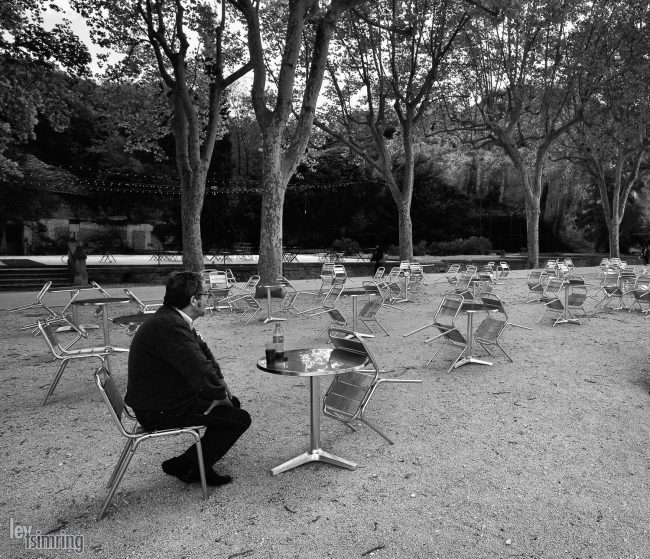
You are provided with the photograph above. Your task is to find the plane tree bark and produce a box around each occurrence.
[72,0,252,271]
[228,0,366,286]
[314,0,475,261]
[444,1,592,268]
[556,1,650,258]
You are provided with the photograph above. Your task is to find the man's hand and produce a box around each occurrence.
[203,398,231,414]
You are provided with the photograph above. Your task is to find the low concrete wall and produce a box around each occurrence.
[87,261,376,285]
[81,253,618,286]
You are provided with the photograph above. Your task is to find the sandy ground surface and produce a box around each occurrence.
[0,267,649,559]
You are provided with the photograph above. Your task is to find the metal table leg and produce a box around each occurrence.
[271,377,357,475]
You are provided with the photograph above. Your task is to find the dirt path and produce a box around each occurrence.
[0,267,648,558]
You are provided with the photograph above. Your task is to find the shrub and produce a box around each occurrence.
[413,240,429,256]
[332,237,361,254]
[385,244,399,258]
[429,236,492,256]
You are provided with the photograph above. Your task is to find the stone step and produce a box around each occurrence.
[0,267,72,291]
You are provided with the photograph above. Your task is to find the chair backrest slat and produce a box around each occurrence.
[95,367,126,431]
[39,322,64,357]
[328,327,378,373]
[209,271,228,288]
[436,294,463,329]
[359,296,382,320]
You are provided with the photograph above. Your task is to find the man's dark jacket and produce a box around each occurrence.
[125,305,227,410]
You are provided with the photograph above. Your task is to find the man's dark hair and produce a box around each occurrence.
[163,271,204,308]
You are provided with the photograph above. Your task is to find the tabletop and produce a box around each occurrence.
[257,348,368,377]
[112,313,149,325]
[460,301,486,312]
[73,297,132,306]
[49,284,98,293]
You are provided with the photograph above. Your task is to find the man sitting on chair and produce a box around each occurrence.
[126,271,251,487]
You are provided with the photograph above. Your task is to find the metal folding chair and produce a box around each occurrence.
[124,288,163,313]
[276,276,312,317]
[317,263,335,297]
[480,293,531,331]
[474,311,513,363]
[323,328,422,444]
[443,264,460,288]
[403,294,467,372]
[306,284,345,317]
[6,281,55,316]
[617,268,638,309]
[537,283,588,326]
[495,262,510,285]
[314,308,348,340]
[544,259,558,276]
[453,271,476,300]
[524,269,548,303]
[628,274,650,315]
[94,367,207,520]
[597,269,625,310]
[357,295,390,336]
[37,318,128,406]
[229,295,262,324]
[219,275,261,311]
[225,269,237,287]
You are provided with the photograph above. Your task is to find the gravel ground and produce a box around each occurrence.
[0,267,648,559]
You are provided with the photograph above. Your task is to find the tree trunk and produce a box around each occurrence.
[398,202,414,261]
[180,169,207,272]
[504,144,541,269]
[608,183,621,258]
[608,219,620,258]
[524,201,540,269]
[257,142,285,287]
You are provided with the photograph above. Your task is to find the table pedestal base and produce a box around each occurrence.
[556,317,581,325]
[271,449,357,476]
[262,285,287,324]
[454,356,493,368]
[270,375,358,475]
[55,323,100,333]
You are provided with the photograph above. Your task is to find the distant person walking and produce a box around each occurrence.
[371,245,384,274]
[642,245,649,266]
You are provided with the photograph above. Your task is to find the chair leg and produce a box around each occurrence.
[243,308,261,325]
[107,440,134,489]
[377,378,423,386]
[426,343,445,365]
[445,346,467,373]
[477,341,495,356]
[194,436,208,500]
[496,342,513,362]
[314,322,332,340]
[374,319,390,336]
[41,359,69,406]
[360,416,394,445]
[536,306,549,323]
[98,448,137,520]
[507,321,532,331]
[343,421,358,433]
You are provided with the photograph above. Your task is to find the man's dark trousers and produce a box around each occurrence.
[135,398,251,466]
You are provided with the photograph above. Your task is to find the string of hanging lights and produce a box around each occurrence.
[14,169,381,196]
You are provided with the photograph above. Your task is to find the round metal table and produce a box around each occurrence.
[73,297,132,370]
[257,347,368,475]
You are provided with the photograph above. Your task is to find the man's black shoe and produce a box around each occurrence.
[162,455,199,484]
[162,456,232,486]
[204,469,232,486]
